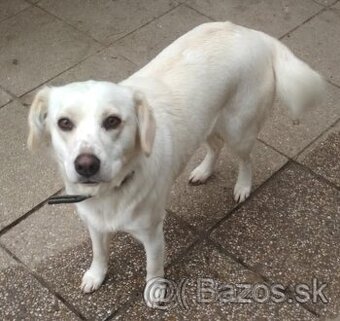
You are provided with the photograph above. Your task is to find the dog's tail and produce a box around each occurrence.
[272,39,325,123]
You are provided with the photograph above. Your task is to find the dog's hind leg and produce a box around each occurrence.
[232,139,254,203]
[227,100,273,203]
[189,133,224,185]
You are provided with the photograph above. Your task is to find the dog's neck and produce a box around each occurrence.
[114,170,135,190]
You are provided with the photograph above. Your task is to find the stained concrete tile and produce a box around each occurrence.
[38,0,178,44]
[313,0,338,6]
[211,163,340,319]
[1,203,197,320]
[186,0,321,38]
[0,247,80,321]
[92,213,198,273]
[0,203,142,320]
[299,121,340,187]
[259,83,340,158]
[0,102,61,230]
[0,203,87,265]
[0,0,30,23]
[21,48,137,106]
[0,88,11,108]
[0,6,101,96]
[168,141,287,231]
[282,5,340,86]
[114,5,210,67]
[115,241,317,321]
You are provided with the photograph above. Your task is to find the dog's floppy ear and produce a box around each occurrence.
[27,87,51,151]
[134,91,156,157]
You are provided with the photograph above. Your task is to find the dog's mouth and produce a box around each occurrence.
[80,180,99,185]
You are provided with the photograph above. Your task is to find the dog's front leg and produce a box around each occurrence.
[134,221,165,281]
[81,225,110,293]
[132,220,166,308]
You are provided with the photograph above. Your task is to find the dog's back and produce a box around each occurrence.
[126,21,324,173]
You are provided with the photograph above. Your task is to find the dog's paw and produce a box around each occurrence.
[233,183,251,203]
[189,165,212,185]
[80,269,105,293]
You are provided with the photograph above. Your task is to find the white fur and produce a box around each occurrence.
[28,22,324,304]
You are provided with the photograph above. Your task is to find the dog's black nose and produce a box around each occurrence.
[74,154,100,177]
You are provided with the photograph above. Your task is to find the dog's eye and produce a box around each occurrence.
[103,116,121,130]
[58,118,74,131]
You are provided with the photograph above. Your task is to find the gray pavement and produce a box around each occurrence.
[0,1,339,320]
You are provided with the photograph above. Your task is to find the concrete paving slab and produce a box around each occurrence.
[259,83,340,158]
[282,5,340,86]
[211,163,340,319]
[168,141,287,231]
[186,0,322,38]
[113,5,210,67]
[0,1,338,319]
[0,88,11,108]
[298,121,340,187]
[115,241,317,321]
[0,247,80,321]
[0,0,30,23]
[313,0,338,6]
[0,102,61,230]
[38,0,178,44]
[0,6,101,96]
[1,204,197,320]
[21,48,137,106]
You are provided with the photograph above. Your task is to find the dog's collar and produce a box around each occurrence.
[47,171,136,205]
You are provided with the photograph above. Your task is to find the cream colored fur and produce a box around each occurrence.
[28,22,324,307]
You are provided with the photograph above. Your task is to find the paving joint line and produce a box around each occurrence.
[185,1,326,42]
[258,116,340,191]
[0,84,19,100]
[279,6,327,40]
[183,3,216,21]
[0,3,34,25]
[34,3,104,47]
[0,100,13,111]
[103,2,183,46]
[0,242,88,321]
[104,287,144,321]
[294,117,340,159]
[18,3,183,102]
[292,160,340,191]
[163,160,292,274]
[206,160,292,233]
[0,2,336,318]
[0,188,62,238]
[206,238,320,317]
[163,161,292,269]
[257,138,292,160]
[105,233,215,320]
[311,0,335,8]
[327,79,340,89]
[0,84,24,108]
[107,231,318,318]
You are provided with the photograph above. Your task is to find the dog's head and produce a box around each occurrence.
[27,81,156,193]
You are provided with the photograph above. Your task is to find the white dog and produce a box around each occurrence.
[28,22,324,305]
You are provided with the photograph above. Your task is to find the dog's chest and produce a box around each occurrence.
[76,197,136,232]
